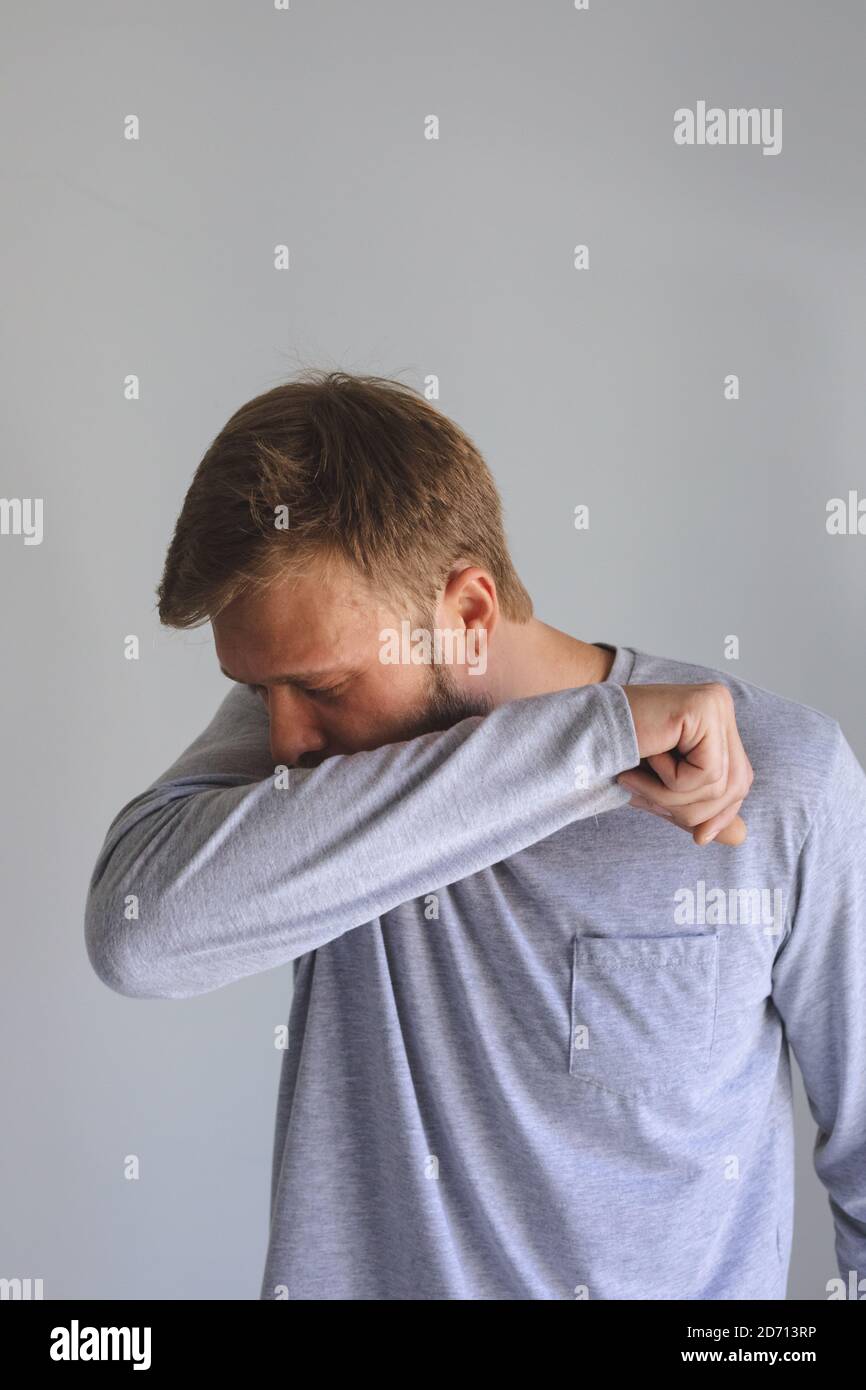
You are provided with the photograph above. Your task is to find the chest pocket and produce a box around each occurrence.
[569,929,719,1098]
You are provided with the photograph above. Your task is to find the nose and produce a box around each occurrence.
[266,687,328,768]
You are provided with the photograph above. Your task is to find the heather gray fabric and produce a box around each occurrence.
[84,642,866,1300]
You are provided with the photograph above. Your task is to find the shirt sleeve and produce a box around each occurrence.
[771,722,866,1287]
[84,680,639,1000]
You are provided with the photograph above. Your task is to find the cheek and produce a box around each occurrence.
[370,658,431,708]
[340,664,430,731]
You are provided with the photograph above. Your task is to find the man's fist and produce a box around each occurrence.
[621,682,753,846]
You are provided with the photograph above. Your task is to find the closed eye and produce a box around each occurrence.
[246,681,349,702]
[303,681,349,702]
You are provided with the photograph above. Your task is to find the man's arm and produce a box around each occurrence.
[771,723,866,1290]
[85,680,639,999]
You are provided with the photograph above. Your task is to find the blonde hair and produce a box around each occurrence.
[157,369,533,627]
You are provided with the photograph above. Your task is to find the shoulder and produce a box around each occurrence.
[625,646,850,836]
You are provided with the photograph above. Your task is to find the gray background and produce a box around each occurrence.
[2,0,864,1299]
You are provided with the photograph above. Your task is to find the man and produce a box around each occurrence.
[85,371,866,1300]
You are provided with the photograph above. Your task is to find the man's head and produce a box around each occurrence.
[157,370,533,766]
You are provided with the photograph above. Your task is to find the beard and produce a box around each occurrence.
[366,598,495,743]
[388,660,493,741]
[294,660,493,768]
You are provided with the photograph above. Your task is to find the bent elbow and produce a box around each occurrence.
[83,881,197,1001]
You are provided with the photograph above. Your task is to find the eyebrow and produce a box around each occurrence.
[219,664,353,688]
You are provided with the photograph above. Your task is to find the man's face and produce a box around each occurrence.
[212,554,492,768]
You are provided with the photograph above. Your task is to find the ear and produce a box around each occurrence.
[436,564,498,639]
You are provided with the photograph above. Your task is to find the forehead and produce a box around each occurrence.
[211,556,391,676]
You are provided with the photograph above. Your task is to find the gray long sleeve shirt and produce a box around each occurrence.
[84,642,866,1299]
